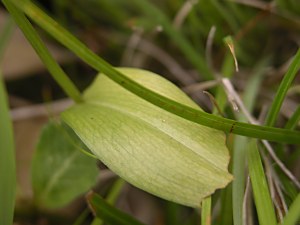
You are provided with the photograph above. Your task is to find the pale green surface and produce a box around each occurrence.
[31,121,98,208]
[62,68,232,207]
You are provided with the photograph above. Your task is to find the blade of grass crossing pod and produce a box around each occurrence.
[2,0,82,103]
[0,72,16,225]
[265,49,300,126]
[282,193,300,225]
[87,192,146,225]
[9,0,300,144]
[201,197,212,225]
[247,140,277,225]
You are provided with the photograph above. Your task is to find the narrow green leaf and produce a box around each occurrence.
[0,17,16,225]
[91,178,126,225]
[87,192,145,225]
[11,0,300,144]
[62,68,233,207]
[232,59,267,225]
[282,193,300,225]
[247,140,277,225]
[32,121,98,208]
[265,49,300,126]
[0,72,16,225]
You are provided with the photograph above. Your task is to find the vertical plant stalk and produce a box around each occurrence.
[232,59,267,225]
[201,197,212,225]
[0,16,16,225]
[2,0,82,103]
[0,72,16,225]
[265,49,300,126]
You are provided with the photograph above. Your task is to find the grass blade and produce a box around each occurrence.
[87,192,146,225]
[247,140,277,225]
[232,59,267,225]
[0,72,16,225]
[7,0,300,144]
[0,17,16,225]
[265,49,300,126]
[282,193,300,225]
[2,0,82,103]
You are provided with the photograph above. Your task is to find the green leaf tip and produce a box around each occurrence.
[62,68,233,207]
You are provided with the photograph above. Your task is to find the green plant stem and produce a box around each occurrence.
[9,0,300,144]
[106,179,125,204]
[0,16,16,225]
[265,49,300,126]
[0,72,16,225]
[2,0,82,103]
[201,197,211,225]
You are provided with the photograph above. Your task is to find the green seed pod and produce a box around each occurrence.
[62,68,232,207]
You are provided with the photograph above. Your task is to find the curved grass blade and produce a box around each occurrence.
[265,49,300,126]
[8,0,300,144]
[87,192,146,225]
[282,193,300,225]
